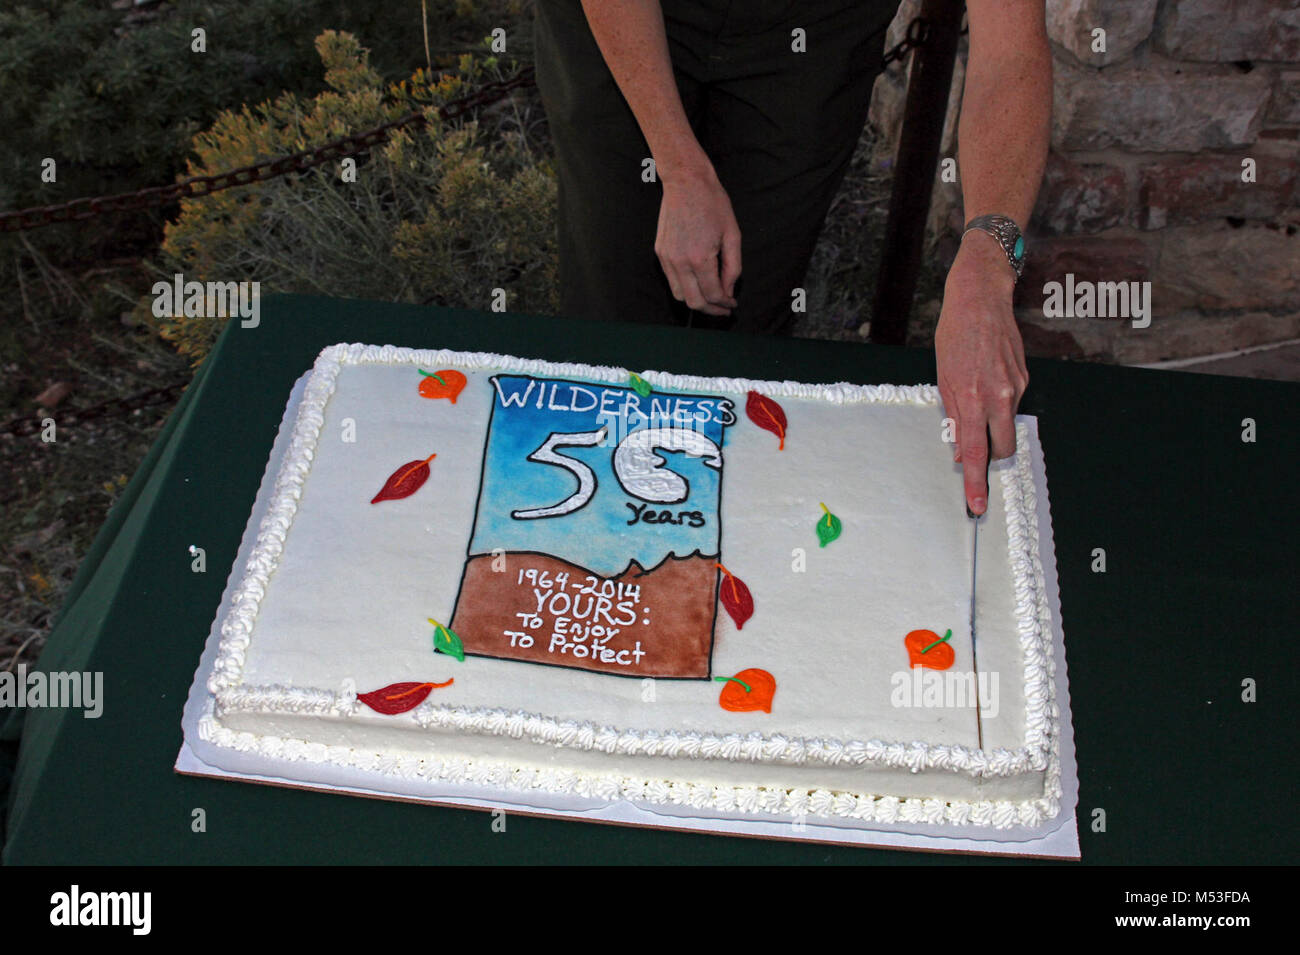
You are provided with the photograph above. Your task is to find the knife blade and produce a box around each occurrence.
[965,426,992,751]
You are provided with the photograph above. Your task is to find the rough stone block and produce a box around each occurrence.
[1153,222,1300,311]
[1268,70,1300,126]
[1032,151,1129,234]
[1047,0,1158,66]
[1154,0,1300,62]
[1137,148,1299,229]
[1014,234,1155,314]
[1053,58,1272,151]
[868,66,907,155]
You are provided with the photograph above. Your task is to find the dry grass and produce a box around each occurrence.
[0,248,189,674]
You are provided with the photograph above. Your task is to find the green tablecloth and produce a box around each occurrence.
[3,294,1295,864]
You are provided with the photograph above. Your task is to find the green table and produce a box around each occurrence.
[3,294,1295,864]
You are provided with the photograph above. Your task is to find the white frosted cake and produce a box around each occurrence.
[190,343,1063,831]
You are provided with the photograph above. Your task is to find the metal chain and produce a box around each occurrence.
[1,16,942,235]
[881,15,968,69]
[0,66,536,234]
[2,380,190,438]
[882,16,933,68]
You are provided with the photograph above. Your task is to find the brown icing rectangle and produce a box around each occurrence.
[450,552,718,678]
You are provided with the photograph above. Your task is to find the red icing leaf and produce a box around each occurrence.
[746,391,787,450]
[371,453,436,504]
[357,679,453,715]
[715,563,754,630]
[717,668,776,713]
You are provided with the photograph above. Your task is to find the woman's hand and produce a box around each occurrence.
[575,1,742,318]
[655,164,742,317]
[935,232,1030,516]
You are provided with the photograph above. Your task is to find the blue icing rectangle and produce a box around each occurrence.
[467,375,735,576]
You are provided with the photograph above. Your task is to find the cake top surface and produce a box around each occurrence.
[209,343,1055,780]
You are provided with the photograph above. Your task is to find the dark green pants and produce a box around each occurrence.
[534,0,900,333]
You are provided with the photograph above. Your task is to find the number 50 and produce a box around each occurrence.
[510,426,721,520]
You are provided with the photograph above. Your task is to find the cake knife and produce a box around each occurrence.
[964,426,992,751]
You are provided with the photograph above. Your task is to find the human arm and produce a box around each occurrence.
[578,0,741,315]
[934,0,1052,514]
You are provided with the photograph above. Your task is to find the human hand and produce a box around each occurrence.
[934,232,1029,516]
[655,166,742,317]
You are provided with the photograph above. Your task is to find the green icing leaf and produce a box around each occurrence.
[629,373,652,398]
[428,617,465,661]
[816,503,842,548]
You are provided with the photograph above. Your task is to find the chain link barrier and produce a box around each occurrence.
[0,67,538,234]
[0,17,938,235]
[882,16,932,69]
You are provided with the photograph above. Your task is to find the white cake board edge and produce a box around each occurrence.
[178,369,1080,860]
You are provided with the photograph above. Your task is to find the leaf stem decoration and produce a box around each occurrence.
[716,668,776,713]
[420,369,447,385]
[714,674,752,694]
[714,562,754,630]
[629,373,652,398]
[921,629,953,654]
[816,502,842,548]
[357,679,454,715]
[371,453,436,504]
[428,617,466,661]
[745,390,787,450]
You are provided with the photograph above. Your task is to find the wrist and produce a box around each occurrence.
[955,230,1018,291]
[961,213,1026,282]
[655,142,716,189]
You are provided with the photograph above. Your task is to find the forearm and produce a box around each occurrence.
[579,0,712,183]
[936,3,1046,502]
[956,4,1053,236]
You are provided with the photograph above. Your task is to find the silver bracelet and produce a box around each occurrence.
[962,214,1026,281]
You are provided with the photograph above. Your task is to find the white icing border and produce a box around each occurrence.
[198,708,1060,828]
[203,343,1060,828]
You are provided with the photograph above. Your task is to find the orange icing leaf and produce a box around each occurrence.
[418,369,467,403]
[905,629,955,670]
[717,668,776,713]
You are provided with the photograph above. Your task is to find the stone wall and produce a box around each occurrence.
[868,0,1300,363]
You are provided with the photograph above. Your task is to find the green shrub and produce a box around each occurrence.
[0,0,529,253]
[137,30,556,362]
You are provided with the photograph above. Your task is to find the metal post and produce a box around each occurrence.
[868,0,965,346]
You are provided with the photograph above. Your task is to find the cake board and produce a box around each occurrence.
[178,368,1079,859]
